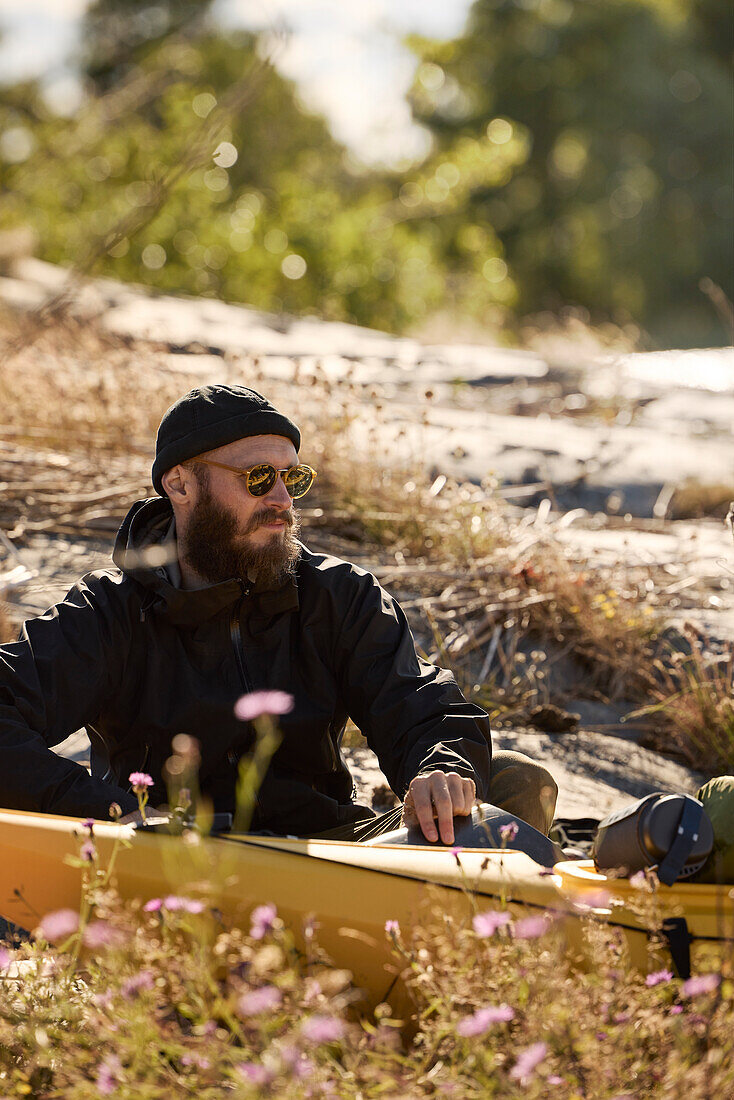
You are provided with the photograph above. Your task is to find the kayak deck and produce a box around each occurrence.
[0,809,731,1001]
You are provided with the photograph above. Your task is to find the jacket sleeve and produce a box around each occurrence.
[332,566,492,800]
[0,574,139,819]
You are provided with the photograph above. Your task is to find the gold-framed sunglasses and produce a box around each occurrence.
[197,458,317,499]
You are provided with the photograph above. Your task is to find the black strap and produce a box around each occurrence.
[657,796,704,886]
[661,917,691,979]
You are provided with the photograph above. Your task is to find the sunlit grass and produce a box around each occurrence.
[1,863,731,1099]
[0,311,730,773]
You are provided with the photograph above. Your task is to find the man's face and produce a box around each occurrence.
[178,434,303,588]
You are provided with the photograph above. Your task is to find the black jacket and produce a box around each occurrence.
[0,498,492,832]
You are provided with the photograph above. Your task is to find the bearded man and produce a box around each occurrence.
[0,385,557,842]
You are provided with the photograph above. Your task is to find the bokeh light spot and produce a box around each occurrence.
[173,230,197,254]
[609,186,643,220]
[281,254,307,279]
[192,93,217,118]
[483,257,508,283]
[230,229,253,252]
[486,118,514,145]
[141,244,166,270]
[418,63,445,92]
[213,142,238,168]
[669,70,702,103]
[399,182,423,208]
[204,167,229,191]
[264,229,288,253]
[0,126,34,163]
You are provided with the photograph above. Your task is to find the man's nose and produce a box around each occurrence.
[264,474,293,508]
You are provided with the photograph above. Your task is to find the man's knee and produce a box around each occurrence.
[488,749,558,834]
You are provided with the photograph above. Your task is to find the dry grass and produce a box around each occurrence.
[0,596,15,644]
[0,307,730,773]
[630,632,734,774]
[0,823,731,1099]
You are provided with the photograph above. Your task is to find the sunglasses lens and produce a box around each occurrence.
[284,465,315,498]
[246,464,278,496]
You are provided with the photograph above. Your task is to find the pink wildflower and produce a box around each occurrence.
[384,919,400,936]
[303,977,322,1005]
[238,985,283,1016]
[301,1014,346,1044]
[0,947,10,970]
[669,1005,684,1015]
[573,890,612,911]
[645,969,673,987]
[510,1041,547,1082]
[513,915,551,940]
[143,898,162,912]
[128,771,154,791]
[472,910,511,937]
[629,871,648,888]
[121,970,155,999]
[548,1076,564,1085]
[499,821,519,844]
[235,690,294,722]
[181,1054,210,1070]
[80,840,97,862]
[450,846,464,858]
[681,973,721,998]
[280,1046,315,1078]
[83,921,126,950]
[82,818,95,832]
[163,895,205,914]
[96,1054,122,1095]
[38,908,79,944]
[236,1063,274,1086]
[250,903,277,939]
[457,1004,514,1037]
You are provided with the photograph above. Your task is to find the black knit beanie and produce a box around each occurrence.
[152,384,301,495]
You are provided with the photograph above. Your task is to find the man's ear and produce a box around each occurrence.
[161,465,194,504]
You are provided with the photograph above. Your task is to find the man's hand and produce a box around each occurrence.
[118,807,169,827]
[402,771,476,844]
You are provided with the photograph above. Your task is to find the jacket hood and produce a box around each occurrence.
[112,497,299,626]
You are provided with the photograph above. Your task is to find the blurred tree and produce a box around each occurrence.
[82,0,215,91]
[689,0,734,67]
[406,0,733,346]
[0,23,457,331]
[1,0,730,343]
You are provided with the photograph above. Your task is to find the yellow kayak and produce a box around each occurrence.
[0,808,731,1005]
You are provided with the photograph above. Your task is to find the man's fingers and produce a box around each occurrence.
[462,776,477,815]
[409,778,439,842]
[404,772,478,844]
[431,779,455,845]
[447,773,473,816]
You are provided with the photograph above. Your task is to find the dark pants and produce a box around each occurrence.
[312,749,558,841]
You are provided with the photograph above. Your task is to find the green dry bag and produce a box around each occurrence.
[695,775,734,884]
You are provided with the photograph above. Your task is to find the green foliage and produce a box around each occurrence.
[3,0,728,343]
[407,0,733,346]
[0,11,473,334]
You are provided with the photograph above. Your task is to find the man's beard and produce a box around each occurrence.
[180,490,301,589]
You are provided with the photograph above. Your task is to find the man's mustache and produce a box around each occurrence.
[244,508,297,534]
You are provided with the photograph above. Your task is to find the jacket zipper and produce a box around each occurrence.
[229,588,252,693]
[229,587,255,775]
[125,743,151,792]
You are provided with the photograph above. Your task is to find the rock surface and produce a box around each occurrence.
[2,257,733,518]
[2,257,731,829]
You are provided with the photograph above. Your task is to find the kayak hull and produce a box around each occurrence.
[0,809,731,1003]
